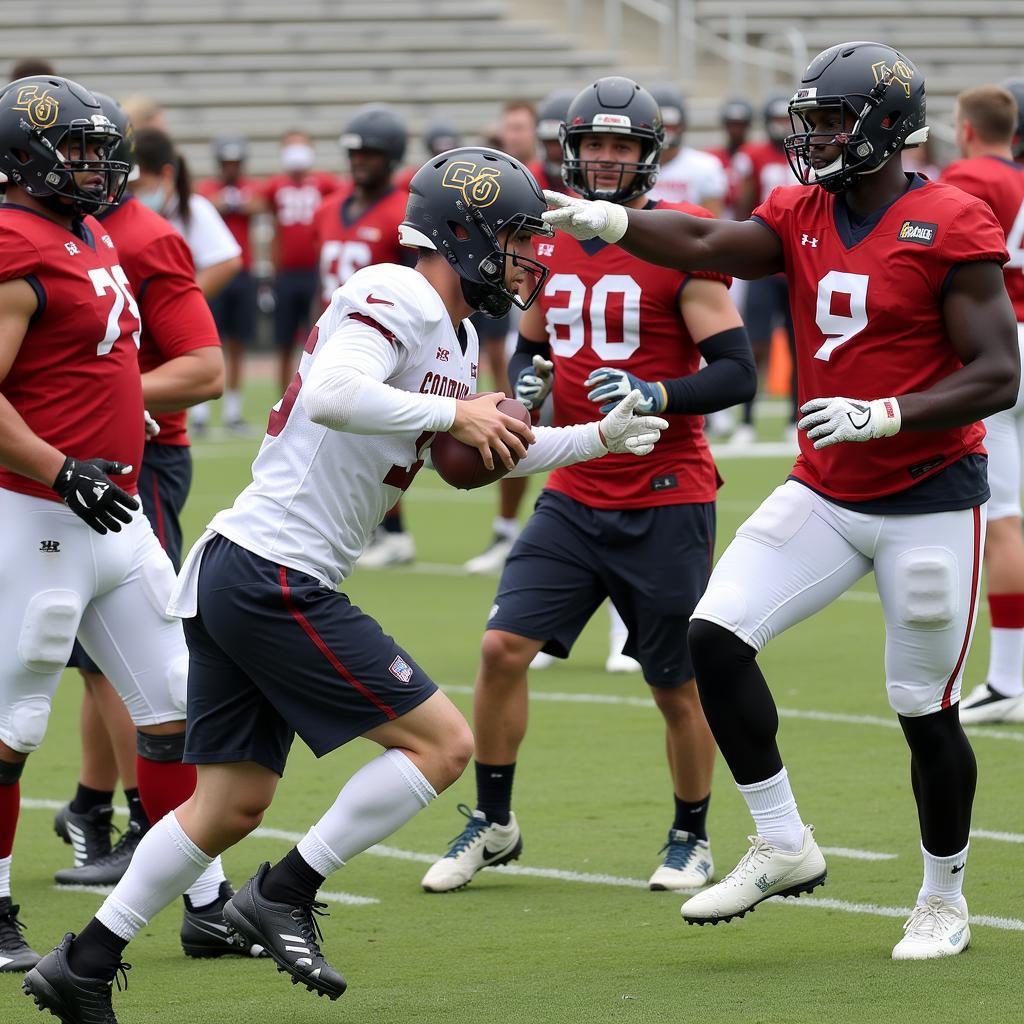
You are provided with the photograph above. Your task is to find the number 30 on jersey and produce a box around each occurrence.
[543,273,642,359]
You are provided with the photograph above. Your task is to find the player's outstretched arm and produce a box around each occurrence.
[542,191,783,279]
[900,260,1019,429]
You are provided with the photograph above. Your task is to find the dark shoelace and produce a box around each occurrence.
[290,901,329,953]
[659,834,698,871]
[0,904,28,946]
[87,824,143,868]
[445,803,489,857]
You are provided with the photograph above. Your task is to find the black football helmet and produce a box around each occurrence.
[785,41,928,193]
[0,76,129,216]
[764,93,793,145]
[536,89,576,143]
[648,82,687,147]
[339,105,407,168]
[1003,79,1024,161]
[423,118,462,158]
[91,92,136,184]
[399,147,552,318]
[721,97,753,125]
[213,135,247,164]
[561,76,664,203]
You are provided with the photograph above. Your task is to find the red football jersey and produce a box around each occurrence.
[940,156,1024,321]
[0,205,144,501]
[535,200,729,509]
[312,184,409,310]
[706,145,742,214]
[754,178,1008,501]
[733,141,798,206]
[99,196,221,445]
[263,171,338,271]
[195,176,260,269]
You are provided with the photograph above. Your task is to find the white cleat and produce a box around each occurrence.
[680,826,826,925]
[530,651,555,670]
[958,683,1024,724]
[892,896,970,960]
[421,805,523,893]
[463,534,517,575]
[728,423,757,447]
[358,531,416,568]
[649,830,714,891]
[606,635,641,674]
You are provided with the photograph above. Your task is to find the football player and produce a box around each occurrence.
[941,85,1024,724]
[0,77,218,972]
[707,97,754,219]
[314,104,415,568]
[23,147,668,1020]
[543,43,1019,959]
[423,78,755,895]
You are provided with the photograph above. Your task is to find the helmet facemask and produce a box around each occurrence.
[560,121,663,204]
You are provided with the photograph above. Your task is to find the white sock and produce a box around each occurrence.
[608,603,628,648]
[96,812,211,941]
[918,842,968,908]
[224,390,243,422]
[494,517,519,541]
[190,401,210,426]
[297,749,436,874]
[737,767,807,853]
[0,855,10,899]
[987,627,1024,697]
[184,855,227,909]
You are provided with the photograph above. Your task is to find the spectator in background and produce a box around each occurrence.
[131,128,241,436]
[647,82,727,215]
[121,95,167,131]
[197,137,262,433]
[497,99,538,164]
[262,130,338,394]
[707,97,753,218]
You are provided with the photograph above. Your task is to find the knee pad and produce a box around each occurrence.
[5,697,52,753]
[0,758,25,785]
[887,681,938,718]
[137,729,186,762]
[17,589,81,673]
[891,548,958,630]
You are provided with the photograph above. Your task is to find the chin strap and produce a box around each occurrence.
[460,278,512,318]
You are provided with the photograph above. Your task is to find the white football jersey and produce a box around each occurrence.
[209,264,478,586]
[648,146,728,207]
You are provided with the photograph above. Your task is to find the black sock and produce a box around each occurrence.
[69,784,114,815]
[475,761,515,825]
[260,847,325,907]
[68,919,129,981]
[124,787,150,833]
[673,794,710,841]
[382,508,404,533]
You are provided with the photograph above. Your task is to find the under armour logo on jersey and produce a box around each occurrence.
[436,347,450,362]
[39,540,60,553]
[389,656,413,683]
[537,243,555,257]
[64,241,80,256]
[801,234,818,247]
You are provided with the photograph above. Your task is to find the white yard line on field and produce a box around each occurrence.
[24,801,1023,931]
[969,829,1024,844]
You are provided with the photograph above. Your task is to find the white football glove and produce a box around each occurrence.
[144,409,161,439]
[598,389,669,456]
[514,354,555,411]
[797,396,901,450]
[542,190,629,243]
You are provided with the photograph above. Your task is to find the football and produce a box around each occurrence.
[430,392,532,490]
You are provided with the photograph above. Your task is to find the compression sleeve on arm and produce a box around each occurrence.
[508,333,553,384]
[302,319,457,435]
[659,326,757,415]
[506,422,606,477]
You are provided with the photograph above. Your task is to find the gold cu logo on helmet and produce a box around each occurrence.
[871,59,914,99]
[441,161,502,208]
[12,85,60,129]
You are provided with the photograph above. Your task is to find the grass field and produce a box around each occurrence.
[4,380,1022,1024]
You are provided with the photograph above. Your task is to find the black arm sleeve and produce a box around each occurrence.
[507,333,552,383]
[660,326,758,415]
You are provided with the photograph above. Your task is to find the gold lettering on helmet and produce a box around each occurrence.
[440,161,502,209]
[12,85,60,130]
[871,59,914,99]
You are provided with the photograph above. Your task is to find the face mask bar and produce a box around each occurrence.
[469,209,552,315]
[560,127,660,204]
[784,95,875,191]
[30,120,129,213]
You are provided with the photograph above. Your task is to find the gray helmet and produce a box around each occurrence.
[536,88,577,142]
[340,104,407,167]
[213,135,247,163]
[648,82,687,146]
[423,118,462,158]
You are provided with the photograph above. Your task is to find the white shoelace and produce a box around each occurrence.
[902,897,963,938]
[718,836,775,887]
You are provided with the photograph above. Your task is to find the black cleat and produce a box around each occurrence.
[55,822,143,887]
[0,896,40,972]
[55,806,115,876]
[22,933,129,1024]
[222,862,346,1000]
[181,881,267,959]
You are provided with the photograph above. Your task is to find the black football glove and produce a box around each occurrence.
[51,456,139,535]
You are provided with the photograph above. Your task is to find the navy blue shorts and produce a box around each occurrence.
[209,269,257,344]
[273,269,318,349]
[69,441,192,673]
[488,490,715,687]
[742,274,794,347]
[183,534,438,776]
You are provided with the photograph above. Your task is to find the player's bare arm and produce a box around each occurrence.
[196,254,242,299]
[142,345,225,413]
[0,278,66,485]
[543,190,784,279]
